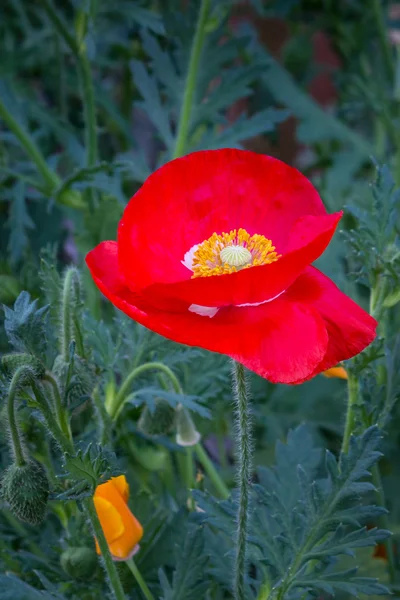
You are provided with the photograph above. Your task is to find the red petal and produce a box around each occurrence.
[143,211,342,309]
[286,267,377,382]
[118,149,327,291]
[86,242,328,384]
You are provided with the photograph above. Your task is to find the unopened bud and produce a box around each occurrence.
[61,547,98,580]
[2,353,46,380]
[1,460,49,525]
[138,398,176,436]
[176,406,201,447]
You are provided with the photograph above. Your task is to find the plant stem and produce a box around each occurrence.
[232,362,252,600]
[371,0,395,85]
[44,372,71,441]
[7,367,29,466]
[0,99,58,191]
[78,53,97,167]
[194,442,230,500]
[108,362,183,420]
[84,497,127,600]
[31,382,74,455]
[125,557,154,600]
[61,268,79,361]
[371,465,396,582]
[172,0,210,159]
[341,371,360,455]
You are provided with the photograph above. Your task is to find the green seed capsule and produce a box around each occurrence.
[1,461,49,525]
[61,547,98,580]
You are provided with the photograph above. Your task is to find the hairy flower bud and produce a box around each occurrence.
[61,547,98,580]
[1,461,49,525]
[1,353,46,381]
[138,398,176,436]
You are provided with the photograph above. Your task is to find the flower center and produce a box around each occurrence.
[191,228,280,278]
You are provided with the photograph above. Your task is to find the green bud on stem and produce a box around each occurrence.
[61,546,98,580]
[1,460,49,525]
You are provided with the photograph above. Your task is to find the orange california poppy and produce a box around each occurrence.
[93,475,143,561]
[322,365,348,380]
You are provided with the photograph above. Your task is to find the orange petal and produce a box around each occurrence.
[93,496,124,544]
[322,366,348,380]
[111,475,130,504]
[94,476,143,560]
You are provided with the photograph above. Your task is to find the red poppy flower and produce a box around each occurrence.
[86,149,376,384]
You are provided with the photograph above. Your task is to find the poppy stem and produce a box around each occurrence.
[109,361,183,420]
[43,372,72,442]
[194,442,230,500]
[7,367,30,467]
[172,0,211,159]
[84,497,127,600]
[232,361,252,600]
[125,557,155,600]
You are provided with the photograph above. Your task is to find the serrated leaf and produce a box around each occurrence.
[160,527,209,600]
[130,59,173,146]
[191,108,289,151]
[7,181,34,265]
[3,291,49,356]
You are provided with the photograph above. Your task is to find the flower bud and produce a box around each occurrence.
[138,398,176,436]
[1,460,49,525]
[1,353,46,381]
[61,547,98,580]
[176,406,201,447]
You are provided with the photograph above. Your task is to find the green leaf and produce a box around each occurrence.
[159,527,209,600]
[0,574,64,599]
[130,59,173,147]
[194,426,389,598]
[7,181,34,265]
[62,444,116,492]
[3,291,49,356]
[191,108,289,151]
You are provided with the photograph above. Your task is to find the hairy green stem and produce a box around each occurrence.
[125,557,154,600]
[61,268,79,361]
[7,367,31,466]
[31,382,74,455]
[232,362,252,600]
[172,0,210,158]
[371,0,395,85]
[340,371,360,455]
[84,498,127,600]
[44,372,71,441]
[108,362,183,420]
[194,442,230,500]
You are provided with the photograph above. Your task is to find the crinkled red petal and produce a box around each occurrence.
[286,267,377,383]
[86,242,329,384]
[118,149,327,292]
[142,212,342,309]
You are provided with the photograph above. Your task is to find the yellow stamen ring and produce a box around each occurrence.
[191,228,280,278]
